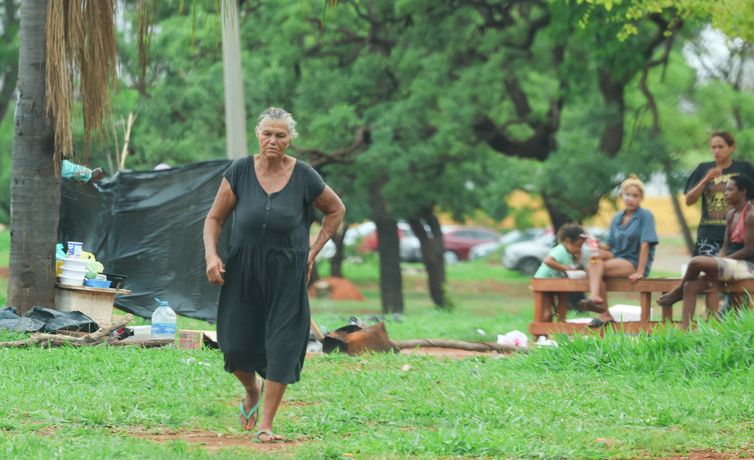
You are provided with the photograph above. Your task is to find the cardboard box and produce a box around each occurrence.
[177,330,218,350]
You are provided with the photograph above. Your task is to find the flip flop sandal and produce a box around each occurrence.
[239,381,264,430]
[255,429,286,443]
[587,318,614,329]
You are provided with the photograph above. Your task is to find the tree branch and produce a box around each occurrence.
[293,127,371,168]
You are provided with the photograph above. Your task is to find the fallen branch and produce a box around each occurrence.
[392,339,528,354]
[107,338,174,348]
[0,314,133,348]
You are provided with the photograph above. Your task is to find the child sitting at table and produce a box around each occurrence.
[533,223,594,320]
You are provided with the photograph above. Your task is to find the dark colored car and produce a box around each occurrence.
[441,226,501,263]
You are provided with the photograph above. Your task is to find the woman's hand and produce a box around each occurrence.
[306,253,316,284]
[628,272,643,283]
[206,254,225,285]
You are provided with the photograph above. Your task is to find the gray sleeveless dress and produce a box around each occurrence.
[217,156,324,384]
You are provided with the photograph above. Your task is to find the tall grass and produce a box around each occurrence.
[531,310,754,377]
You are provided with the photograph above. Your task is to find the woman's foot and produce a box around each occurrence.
[587,312,615,328]
[578,298,606,313]
[656,287,683,307]
[256,428,285,443]
[240,379,263,430]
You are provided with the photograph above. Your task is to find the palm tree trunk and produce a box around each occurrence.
[8,0,61,314]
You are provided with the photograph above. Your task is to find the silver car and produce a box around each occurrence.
[501,228,607,276]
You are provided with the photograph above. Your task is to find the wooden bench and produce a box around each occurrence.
[530,277,754,337]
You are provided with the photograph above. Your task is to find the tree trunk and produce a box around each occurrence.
[541,193,574,233]
[0,0,18,123]
[329,221,346,278]
[597,69,625,157]
[369,178,403,315]
[669,187,694,255]
[408,209,448,309]
[9,0,61,314]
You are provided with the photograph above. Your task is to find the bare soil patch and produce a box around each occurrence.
[0,266,7,279]
[122,428,303,452]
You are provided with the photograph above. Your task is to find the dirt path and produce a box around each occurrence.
[122,428,303,453]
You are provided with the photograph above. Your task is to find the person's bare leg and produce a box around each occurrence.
[658,256,716,307]
[682,279,711,330]
[679,257,720,329]
[704,291,720,318]
[233,371,262,430]
[586,261,605,304]
[257,380,287,442]
[594,259,634,322]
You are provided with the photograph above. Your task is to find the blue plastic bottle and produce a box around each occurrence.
[151,298,176,340]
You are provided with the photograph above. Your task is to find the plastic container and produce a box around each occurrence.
[83,278,112,288]
[67,241,83,258]
[61,267,87,278]
[129,325,152,339]
[151,298,177,340]
[102,273,127,289]
[59,275,84,286]
[588,238,600,264]
[61,257,89,270]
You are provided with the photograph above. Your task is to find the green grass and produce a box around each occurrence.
[1,231,753,457]
[0,313,752,458]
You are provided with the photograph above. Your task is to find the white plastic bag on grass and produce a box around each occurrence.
[497,330,528,348]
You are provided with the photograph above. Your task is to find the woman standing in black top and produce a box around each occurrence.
[203,107,345,442]
[684,132,754,312]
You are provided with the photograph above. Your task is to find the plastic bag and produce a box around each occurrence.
[24,307,98,332]
[496,330,529,348]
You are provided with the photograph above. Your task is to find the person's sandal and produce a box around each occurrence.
[587,318,614,329]
[255,429,285,443]
[239,381,264,430]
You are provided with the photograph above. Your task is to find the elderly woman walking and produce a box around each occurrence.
[203,107,345,442]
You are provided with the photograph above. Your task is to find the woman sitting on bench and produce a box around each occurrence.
[582,175,659,328]
[657,175,754,329]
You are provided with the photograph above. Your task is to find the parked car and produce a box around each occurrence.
[343,222,376,247]
[441,226,501,263]
[501,227,607,276]
[357,222,424,262]
[468,228,549,260]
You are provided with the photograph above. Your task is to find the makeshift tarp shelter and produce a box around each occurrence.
[59,160,234,321]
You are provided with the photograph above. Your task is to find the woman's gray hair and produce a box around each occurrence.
[255,107,298,140]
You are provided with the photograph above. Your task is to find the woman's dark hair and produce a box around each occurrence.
[729,175,754,200]
[711,131,736,147]
[557,223,586,243]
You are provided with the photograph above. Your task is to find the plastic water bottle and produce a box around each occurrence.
[588,238,600,264]
[151,298,176,340]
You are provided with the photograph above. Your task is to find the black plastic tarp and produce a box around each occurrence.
[59,160,234,321]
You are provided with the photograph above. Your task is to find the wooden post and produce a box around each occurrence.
[640,292,651,322]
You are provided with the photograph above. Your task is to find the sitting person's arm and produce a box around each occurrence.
[629,242,650,282]
[543,255,577,272]
[725,210,754,260]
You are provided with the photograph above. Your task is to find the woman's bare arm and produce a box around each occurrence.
[203,178,237,285]
[685,168,720,206]
[308,186,345,281]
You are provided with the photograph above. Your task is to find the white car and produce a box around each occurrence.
[501,228,607,276]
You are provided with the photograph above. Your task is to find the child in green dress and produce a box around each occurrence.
[533,223,589,320]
